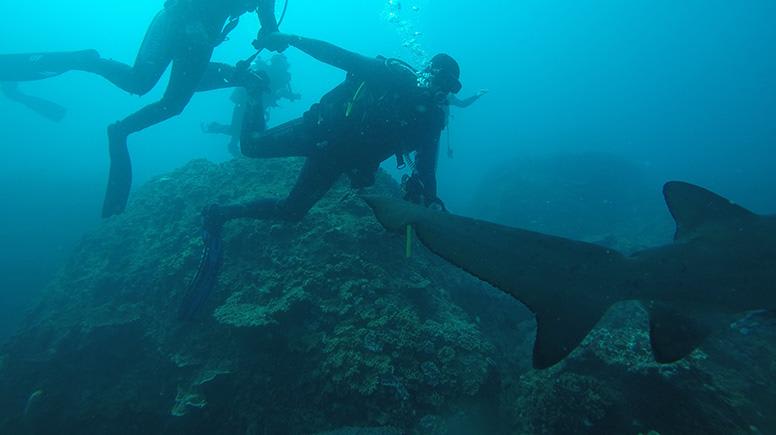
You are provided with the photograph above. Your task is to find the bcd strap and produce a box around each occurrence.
[216,16,241,46]
[345,81,367,117]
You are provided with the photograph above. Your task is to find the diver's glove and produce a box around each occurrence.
[254,30,291,53]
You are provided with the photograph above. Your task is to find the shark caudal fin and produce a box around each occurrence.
[663,181,757,241]
[362,195,627,369]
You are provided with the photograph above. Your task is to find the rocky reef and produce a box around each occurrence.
[0,157,774,434]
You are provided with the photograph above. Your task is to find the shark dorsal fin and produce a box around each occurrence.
[663,181,756,241]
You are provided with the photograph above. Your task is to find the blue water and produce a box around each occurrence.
[1,0,774,343]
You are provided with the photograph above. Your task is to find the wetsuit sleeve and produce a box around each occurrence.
[289,36,387,80]
[449,94,480,108]
[257,0,278,33]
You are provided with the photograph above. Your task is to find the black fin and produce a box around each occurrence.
[2,82,67,122]
[102,127,132,218]
[0,50,98,82]
[180,230,224,321]
[646,302,718,363]
[663,181,756,240]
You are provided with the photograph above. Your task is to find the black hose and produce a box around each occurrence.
[278,0,289,26]
[240,0,290,67]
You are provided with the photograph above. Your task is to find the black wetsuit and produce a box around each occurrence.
[212,37,446,224]
[86,1,275,137]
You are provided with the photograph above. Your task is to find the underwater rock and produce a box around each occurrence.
[0,158,505,434]
[313,426,402,435]
[0,157,774,434]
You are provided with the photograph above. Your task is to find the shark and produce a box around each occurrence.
[361,181,776,369]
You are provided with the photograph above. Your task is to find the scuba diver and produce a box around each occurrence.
[201,53,301,157]
[181,32,464,319]
[0,0,285,218]
[1,82,67,122]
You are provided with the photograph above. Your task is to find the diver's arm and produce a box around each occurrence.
[449,95,475,108]
[449,89,487,108]
[277,85,301,101]
[257,0,279,33]
[267,34,384,78]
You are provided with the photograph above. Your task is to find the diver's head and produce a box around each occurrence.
[423,53,462,95]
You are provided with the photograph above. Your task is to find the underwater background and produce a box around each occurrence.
[1,1,775,433]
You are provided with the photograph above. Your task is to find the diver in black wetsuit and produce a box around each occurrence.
[202,54,301,157]
[96,0,283,217]
[181,32,464,319]
[205,33,461,227]
[0,0,282,217]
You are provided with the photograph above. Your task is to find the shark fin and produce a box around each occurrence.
[362,195,623,369]
[533,299,611,369]
[663,181,756,241]
[646,302,724,364]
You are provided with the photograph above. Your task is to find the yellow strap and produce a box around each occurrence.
[405,224,413,258]
[345,81,367,117]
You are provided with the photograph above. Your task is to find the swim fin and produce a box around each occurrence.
[102,124,132,218]
[1,82,67,122]
[0,50,99,82]
[180,229,225,320]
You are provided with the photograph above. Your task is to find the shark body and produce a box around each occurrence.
[362,182,776,369]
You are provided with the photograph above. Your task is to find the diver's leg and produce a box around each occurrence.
[110,44,213,139]
[101,43,213,218]
[226,98,248,157]
[78,10,174,95]
[275,154,344,221]
[240,117,315,158]
[210,154,343,223]
[205,153,343,228]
